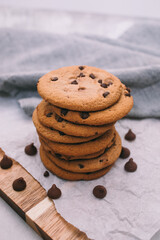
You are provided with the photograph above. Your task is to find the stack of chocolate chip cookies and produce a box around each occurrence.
[33,66,133,180]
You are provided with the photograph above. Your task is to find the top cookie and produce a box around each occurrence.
[37,66,122,111]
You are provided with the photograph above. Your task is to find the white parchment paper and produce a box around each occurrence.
[0,98,160,240]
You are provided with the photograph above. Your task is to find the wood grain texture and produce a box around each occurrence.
[0,148,89,240]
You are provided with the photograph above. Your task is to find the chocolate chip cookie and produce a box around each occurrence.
[37,66,122,111]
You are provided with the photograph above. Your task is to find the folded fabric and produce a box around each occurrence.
[0,14,160,118]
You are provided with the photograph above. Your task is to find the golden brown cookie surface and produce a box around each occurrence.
[52,85,133,125]
[37,66,122,111]
[37,100,114,137]
[42,131,121,173]
[40,146,113,181]
[39,127,115,157]
[33,109,102,144]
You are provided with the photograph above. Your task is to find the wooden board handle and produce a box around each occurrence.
[0,148,89,240]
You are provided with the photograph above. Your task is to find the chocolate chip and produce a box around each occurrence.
[103,92,110,98]
[12,177,26,191]
[78,87,86,91]
[47,184,61,199]
[51,77,58,81]
[78,164,84,169]
[99,160,103,162]
[126,87,131,93]
[86,172,92,175]
[120,147,130,159]
[44,171,49,177]
[124,158,137,172]
[71,80,78,84]
[55,114,63,122]
[25,143,37,156]
[48,151,52,154]
[79,66,84,70]
[125,129,136,141]
[80,112,90,119]
[0,155,13,169]
[55,153,61,158]
[89,73,96,79]
[125,92,131,97]
[46,112,53,117]
[101,83,108,88]
[93,185,107,199]
[50,127,54,130]
[59,131,65,136]
[78,73,85,77]
[98,80,102,84]
[61,108,68,116]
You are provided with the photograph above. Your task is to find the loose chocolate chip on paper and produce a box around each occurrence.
[80,112,90,119]
[61,108,68,116]
[89,73,96,79]
[79,66,84,70]
[59,131,66,136]
[124,158,137,172]
[12,177,26,191]
[51,77,58,81]
[25,143,37,156]
[78,73,85,77]
[103,92,110,98]
[78,164,84,169]
[47,184,61,199]
[46,112,53,117]
[0,155,13,169]
[93,185,107,199]
[125,129,136,141]
[120,147,130,159]
[71,80,78,84]
[44,171,49,177]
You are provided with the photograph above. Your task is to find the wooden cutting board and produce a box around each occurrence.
[0,148,89,240]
